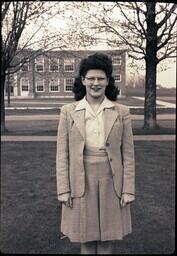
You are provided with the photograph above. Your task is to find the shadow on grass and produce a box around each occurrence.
[133,126,176,135]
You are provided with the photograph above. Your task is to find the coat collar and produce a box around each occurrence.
[70,97,120,142]
[74,97,87,111]
[74,96,115,112]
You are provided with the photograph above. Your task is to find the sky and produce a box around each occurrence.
[128,59,176,88]
[156,63,176,88]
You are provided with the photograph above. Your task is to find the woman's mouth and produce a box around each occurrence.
[91,86,102,92]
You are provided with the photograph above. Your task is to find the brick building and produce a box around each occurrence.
[5,49,127,99]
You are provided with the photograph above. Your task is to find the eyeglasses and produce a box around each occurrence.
[85,76,107,83]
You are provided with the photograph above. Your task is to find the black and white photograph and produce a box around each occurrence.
[1,1,176,254]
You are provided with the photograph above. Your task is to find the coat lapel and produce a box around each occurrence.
[70,109,85,140]
[70,102,120,143]
[104,107,120,142]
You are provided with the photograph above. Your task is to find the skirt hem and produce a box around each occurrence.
[61,230,132,243]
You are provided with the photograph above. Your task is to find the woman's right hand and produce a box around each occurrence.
[58,193,73,208]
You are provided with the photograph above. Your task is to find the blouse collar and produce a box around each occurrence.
[75,96,115,112]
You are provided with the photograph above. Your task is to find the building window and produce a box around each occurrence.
[35,56,44,72]
[64,78,74,92]
[49,58,59,72]
[21,61,29,72]
[21,78,29,91]
[114,74,121,82]
[49,79,60,92]
[36,79,44,92]
[64,58,75,72]
[112,56,121,65]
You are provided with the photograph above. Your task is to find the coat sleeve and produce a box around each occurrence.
[121,107,135,196]
[56,105,71,196]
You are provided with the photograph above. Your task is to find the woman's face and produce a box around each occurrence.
[82,69,109,100]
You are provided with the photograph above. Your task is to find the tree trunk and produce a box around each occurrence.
[1,72,7,133]
[7,70,11,106]
[144,2,158,129]
[144,59,157,129]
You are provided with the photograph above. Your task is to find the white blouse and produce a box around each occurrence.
[75,96,115,149]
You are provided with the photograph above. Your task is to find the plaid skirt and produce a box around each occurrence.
[60,147,132,243]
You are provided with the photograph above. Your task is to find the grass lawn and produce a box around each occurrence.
[1,141,175,254]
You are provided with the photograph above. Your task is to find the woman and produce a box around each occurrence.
[56,53,135,254]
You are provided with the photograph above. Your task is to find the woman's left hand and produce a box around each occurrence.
[120,193,135,208]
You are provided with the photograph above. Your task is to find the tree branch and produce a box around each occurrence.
[157,16,177,51]
[134,2,147,38]
[157,4,177,29]
[116,2,145,38]
[157,47,177,63]
[1,1,11,22]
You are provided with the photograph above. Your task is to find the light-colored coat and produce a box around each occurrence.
[56,101,135,199]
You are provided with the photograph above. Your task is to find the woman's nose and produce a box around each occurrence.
[93,78,99,85]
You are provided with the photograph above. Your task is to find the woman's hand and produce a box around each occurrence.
[120,193,135,208]
[58,193,73,208]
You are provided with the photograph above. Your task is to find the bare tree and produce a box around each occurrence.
[1,1,71,132]
[68,2,177,129]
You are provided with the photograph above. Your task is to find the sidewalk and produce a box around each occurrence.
[132,96,176,108]
[1,134,175,141]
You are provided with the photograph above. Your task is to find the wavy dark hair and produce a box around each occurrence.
[72,53,120,101]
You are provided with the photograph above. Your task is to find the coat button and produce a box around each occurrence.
[106,142,110,147]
